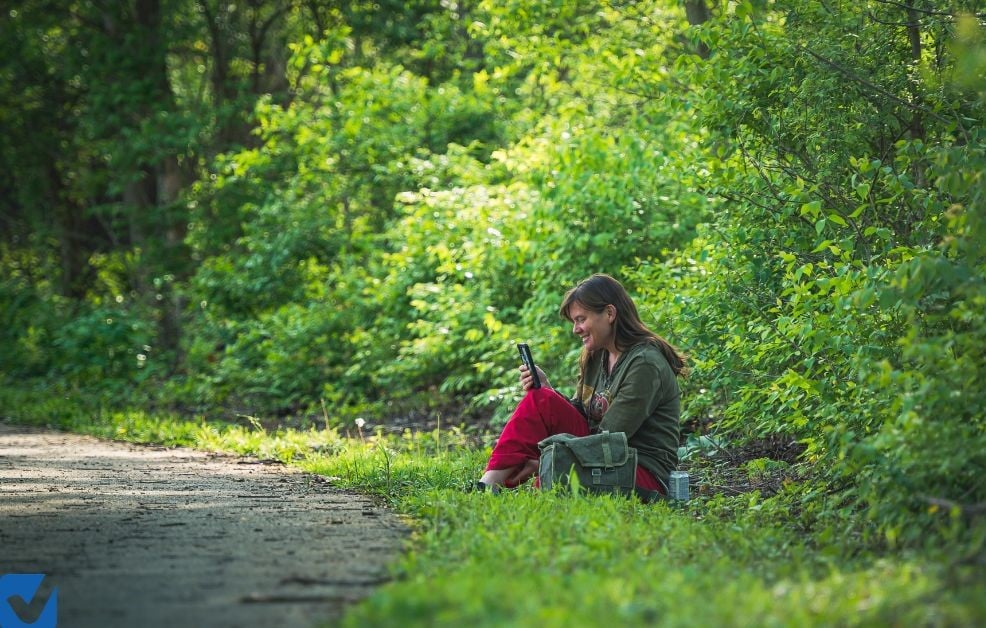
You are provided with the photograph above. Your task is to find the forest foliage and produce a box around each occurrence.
[2,0,985,550]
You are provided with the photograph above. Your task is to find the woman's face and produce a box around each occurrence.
[568,302,616,354]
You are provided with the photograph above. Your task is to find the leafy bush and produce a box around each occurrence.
[49,305,161,390]
[0,269,59,380]
[624,1,986,545]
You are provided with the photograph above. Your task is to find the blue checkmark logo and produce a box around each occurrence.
[0,574,57,628]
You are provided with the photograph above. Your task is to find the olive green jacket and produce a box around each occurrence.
[574,342,680,489]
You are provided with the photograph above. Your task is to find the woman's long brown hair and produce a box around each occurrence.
[559,273,688,377]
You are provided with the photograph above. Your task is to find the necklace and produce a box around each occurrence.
[602,350,623,389]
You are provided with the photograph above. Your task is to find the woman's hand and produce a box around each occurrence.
[519,364,551,392]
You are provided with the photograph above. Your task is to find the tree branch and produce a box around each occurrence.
[796,44,970,144]
[870,0,985,19]
[920,495,986,517]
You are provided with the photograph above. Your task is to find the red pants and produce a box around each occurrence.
[486,387,663,492]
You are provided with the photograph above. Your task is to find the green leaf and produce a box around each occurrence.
[800,201,822,217]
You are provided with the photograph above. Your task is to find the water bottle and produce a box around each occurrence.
[669,470,689,501]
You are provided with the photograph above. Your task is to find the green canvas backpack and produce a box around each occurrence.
[537,431,637,496]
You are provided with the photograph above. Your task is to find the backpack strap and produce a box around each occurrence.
[601,435,614,467]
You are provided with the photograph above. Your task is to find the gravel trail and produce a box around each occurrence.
[0,422,407,627]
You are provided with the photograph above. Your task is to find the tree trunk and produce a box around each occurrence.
[684,0,711,59]
[132,0,189,366]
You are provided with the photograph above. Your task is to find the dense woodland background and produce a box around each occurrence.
[2,0,985,547]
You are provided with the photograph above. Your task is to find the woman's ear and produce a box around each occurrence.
[607,304,617,323]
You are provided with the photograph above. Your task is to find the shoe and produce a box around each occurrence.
[473,481,501,494]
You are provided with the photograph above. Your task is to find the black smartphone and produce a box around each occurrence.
[517,343,541,389]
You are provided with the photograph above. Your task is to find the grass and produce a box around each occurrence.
[2,386,983,627]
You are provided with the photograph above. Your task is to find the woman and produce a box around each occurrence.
[477,273,687,494]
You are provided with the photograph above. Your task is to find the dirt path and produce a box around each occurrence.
[0,422,408,627]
